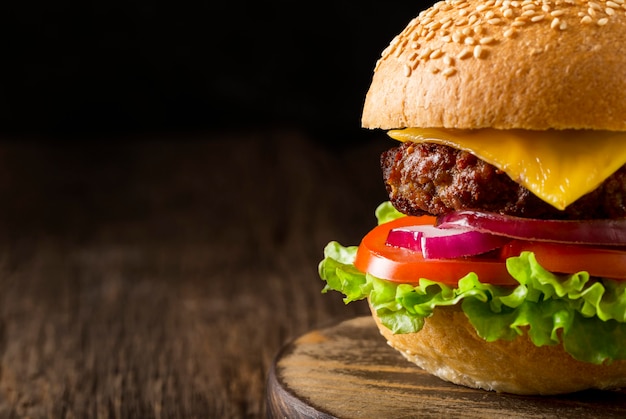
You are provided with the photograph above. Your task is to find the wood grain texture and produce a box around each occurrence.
[268,316,626,419]
[0,129,387,417]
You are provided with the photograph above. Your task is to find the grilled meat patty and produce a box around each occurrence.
[381,142,626,220]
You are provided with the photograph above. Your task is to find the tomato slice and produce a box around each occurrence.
[354,216,626,286]
[501,241,626,280]
[354,216,516,286]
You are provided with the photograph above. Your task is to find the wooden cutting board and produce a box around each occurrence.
[266,316,626,418]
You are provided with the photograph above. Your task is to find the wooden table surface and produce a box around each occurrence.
[0,127,388,418]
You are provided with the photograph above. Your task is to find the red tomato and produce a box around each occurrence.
[354,216,626,286]
[501,241,626,280]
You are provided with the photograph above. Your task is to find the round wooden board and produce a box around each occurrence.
[266,316,626,418]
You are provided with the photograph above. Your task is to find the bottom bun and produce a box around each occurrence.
[370,303,626,395]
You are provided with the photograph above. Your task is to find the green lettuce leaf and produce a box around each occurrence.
[319,210,626,365]
[375,201,405,224]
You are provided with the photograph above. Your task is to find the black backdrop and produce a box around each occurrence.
[0,1,435,139]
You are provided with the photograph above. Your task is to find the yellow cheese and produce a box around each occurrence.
[387,128,626,210]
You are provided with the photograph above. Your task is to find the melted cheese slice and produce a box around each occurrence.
[388,128,626,210]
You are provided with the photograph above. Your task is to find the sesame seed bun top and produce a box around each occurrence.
[362,0,626,131]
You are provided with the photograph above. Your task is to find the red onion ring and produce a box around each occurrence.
[437,211,626,246]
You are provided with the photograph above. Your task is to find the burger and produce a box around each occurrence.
[319,0,626,395]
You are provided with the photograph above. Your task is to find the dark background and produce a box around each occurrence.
[0,1,435,140]
[0,3,443,416]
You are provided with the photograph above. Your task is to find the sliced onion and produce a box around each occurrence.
[386,225,510,259]
[437,211,626,246]
[385,226,425,252]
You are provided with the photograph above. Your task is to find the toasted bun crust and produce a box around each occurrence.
[371,304,626,395]
[362,0,626,131]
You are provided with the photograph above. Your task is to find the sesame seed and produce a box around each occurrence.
[503,8,514,17]
[442,67,457,77]
[550,17,561,28]
[455,17,469,26]
[427,20,442,30]
[457,48,472,59]
[597,17,609,25]
[531,14,545,22]
[430,48,444,59]
[607,1,621,8]
[443,55,454,66]
[488,17,504,24]
[464,36,476,45]
[550,10,565,17]
[480,36,495,44]
[559,20,568,30]
[503,27,516,37]
[606,7,616,15]
[588,2,602,11]
[432,0,445,10]
[404,64,412,77]
[581,15,593,23]
[473,45,484,58]
[419,47,433,59]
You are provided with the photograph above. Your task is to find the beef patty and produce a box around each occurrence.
[381,142,626,220]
